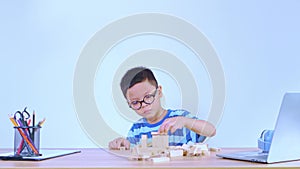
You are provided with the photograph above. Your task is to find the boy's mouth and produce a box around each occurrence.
[143,109,152,114]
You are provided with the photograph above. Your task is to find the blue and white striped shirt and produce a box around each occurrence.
[126,109,206,147]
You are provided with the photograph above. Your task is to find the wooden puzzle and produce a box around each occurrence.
[123,132,219,162]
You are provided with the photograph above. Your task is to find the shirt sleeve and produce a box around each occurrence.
[126,123,142,148]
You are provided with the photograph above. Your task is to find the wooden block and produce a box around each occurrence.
[187,143,210,156]
[202,149,210,156]
[209,147,221,152]
[152,133,169,149]
[181,144,190,151]
[119,146,126,151]
[169,149,183,157]
[129,155,150,161]
[141,134,148,148]
[150,157,170,163]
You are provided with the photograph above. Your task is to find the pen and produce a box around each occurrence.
[32,111,36,143]
[32,110,35,127]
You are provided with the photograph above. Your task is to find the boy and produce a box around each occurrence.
[109,67,216,149]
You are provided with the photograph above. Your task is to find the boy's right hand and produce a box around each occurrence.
[108,137,130,150]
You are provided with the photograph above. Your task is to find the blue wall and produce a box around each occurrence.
[1,0,300,148]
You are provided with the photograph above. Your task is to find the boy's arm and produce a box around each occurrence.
[158,116,216,137]
[184,118,216,137]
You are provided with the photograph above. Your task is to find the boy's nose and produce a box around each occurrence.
[141,101,149,109]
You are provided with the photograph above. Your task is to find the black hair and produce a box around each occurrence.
[120,66,158,98]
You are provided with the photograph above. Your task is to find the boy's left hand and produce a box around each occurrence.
[158,116,187,134]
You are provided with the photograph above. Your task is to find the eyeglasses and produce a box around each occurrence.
[128,88,158,110]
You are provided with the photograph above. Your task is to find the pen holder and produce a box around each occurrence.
[13,126,41,157]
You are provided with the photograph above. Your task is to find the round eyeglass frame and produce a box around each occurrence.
[128,88,158,110]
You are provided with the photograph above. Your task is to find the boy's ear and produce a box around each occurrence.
[158,85,163,97]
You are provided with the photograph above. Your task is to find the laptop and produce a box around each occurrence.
[217,92,300,163]
[0,149,81,161]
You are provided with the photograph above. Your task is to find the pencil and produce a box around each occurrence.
[16,119,32,155]
[37,118,46,127]
[15,118,36,155]
[15,119,34,155]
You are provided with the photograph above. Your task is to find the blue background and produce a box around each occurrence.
[1,0,300,148]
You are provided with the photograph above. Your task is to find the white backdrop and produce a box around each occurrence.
[1,0,300,148]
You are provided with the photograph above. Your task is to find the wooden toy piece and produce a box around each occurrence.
[151,132,169,149]
[141,134,148,148]
[131,144,167,158]
[128,154,151,161]
[201,148,210,156]
[197,143,210,156]
[181,144,190,156]
[187,143,210,156]
[188,146,199,156]
[169,149,184,157]
[209,147,221,152]
[150,156,170,163]
[119,146,126,151]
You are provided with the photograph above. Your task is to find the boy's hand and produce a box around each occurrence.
[108,137,130,150]
[158,116,187,134]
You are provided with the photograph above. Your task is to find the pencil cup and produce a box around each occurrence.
[13,126,41,157]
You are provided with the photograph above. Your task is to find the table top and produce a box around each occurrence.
[1,148,300,169]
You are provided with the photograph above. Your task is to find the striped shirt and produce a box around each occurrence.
[126,109,206,147]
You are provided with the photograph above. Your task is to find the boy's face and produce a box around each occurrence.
[126,80,162,120]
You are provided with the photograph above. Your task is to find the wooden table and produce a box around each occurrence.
[1,148,300,169]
